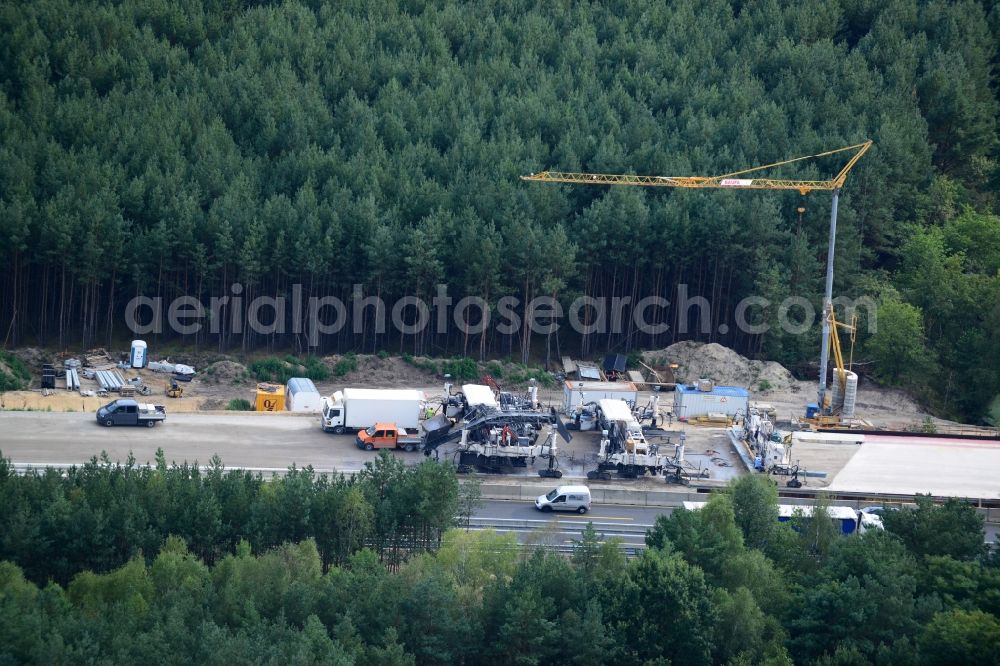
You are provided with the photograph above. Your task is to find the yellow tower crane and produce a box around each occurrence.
[521,141,873,418]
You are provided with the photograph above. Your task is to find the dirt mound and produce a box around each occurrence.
[10,347,46,367]
[852,382,923,416]
[642,341,795,391]
[201,360,249,384]
[199,398,227,411]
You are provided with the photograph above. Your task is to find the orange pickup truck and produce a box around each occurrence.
[355,423,423,452]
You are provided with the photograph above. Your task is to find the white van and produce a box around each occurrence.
[535,485,592,514]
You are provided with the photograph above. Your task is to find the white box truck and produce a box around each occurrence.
[321,388,426,434]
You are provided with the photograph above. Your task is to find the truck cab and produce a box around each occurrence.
[321,396,346,433]
[355,423,421,452]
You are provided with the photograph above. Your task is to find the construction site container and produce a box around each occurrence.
[674,384,748,420]
[562,381,638,415]
[255,383,285,411]
[130,340,147,368]
[286,378,322,412]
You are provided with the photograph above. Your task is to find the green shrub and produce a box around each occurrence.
[0,351,30,391]
[758,380,772,392]
[535,372,557,388]
[227,398,254,411]
[376,350,390,360]
[486,361,505,379]
[333,353,357,377]
[251,355,330,383]
[441,357,479,381]
[303,355,331,381]
[249,358,294,383]
[0,373,23,392]
[503,365,555,388]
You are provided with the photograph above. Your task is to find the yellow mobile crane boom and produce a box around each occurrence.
[522,141,873,417]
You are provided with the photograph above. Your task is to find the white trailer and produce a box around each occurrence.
[562,381,638,416]
[321,388,426,434]
[287,378,323,413]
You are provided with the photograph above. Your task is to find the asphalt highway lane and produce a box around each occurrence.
[0,411,407,472]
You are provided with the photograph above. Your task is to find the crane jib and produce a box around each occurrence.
[521,141,872,194]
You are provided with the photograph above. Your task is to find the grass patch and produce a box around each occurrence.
[227,398,254,411]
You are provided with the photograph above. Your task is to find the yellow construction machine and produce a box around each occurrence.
[166,380,184,398]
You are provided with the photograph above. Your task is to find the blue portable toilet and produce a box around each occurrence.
[805,403,820,419]
[130,340,148,368]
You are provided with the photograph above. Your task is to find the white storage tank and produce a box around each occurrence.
[286,377,323,412]
[674,384,749,420]
[129,340,147,368]
[832,370,859,418]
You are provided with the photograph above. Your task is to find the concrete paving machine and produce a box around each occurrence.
[587,399,677,479]
[423,380,571,476]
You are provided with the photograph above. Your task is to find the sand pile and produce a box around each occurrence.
[642,341,795,391]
